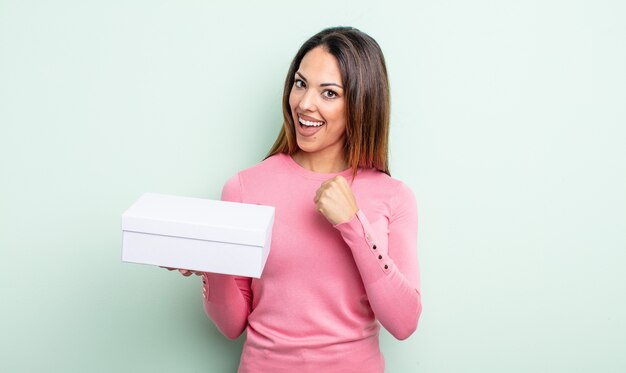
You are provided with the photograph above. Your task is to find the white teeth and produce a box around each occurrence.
[299,117,324,127]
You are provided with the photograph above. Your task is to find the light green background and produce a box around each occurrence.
[1,1,625,372]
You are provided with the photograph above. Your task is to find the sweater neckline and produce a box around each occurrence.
[278,153,358,180]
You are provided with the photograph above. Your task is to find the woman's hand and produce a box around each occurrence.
[314,175,359,226]
[160,266,204,277]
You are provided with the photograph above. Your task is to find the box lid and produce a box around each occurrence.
[121,193,274,247]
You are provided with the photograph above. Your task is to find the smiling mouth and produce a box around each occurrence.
[298,116,325,127]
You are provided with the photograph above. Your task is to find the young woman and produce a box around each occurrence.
[169,26,421,372]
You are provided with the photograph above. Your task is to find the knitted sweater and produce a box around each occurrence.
[202,153,421,373]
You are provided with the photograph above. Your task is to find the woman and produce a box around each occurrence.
[170,26,421,372]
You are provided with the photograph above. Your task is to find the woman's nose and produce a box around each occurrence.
[298,89,317,112]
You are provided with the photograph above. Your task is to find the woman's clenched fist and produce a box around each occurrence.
[314,175,359,226]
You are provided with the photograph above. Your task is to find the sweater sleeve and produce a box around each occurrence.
[333,182,422,340]
[201,173,253,340]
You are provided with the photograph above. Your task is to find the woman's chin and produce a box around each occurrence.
[295,140,317,154]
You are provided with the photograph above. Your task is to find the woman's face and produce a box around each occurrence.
[289,46,347,159]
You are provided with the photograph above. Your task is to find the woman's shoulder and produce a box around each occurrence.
[357,168,416,206]
[220,154,287,201]
[221,153,287,186]
[359,167,410,189]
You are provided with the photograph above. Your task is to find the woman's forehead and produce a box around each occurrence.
[297,47,342,84]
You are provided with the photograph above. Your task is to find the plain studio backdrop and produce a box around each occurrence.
[0,1,624,372]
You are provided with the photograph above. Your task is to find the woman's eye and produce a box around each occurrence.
[323,90,338,99]
[294,79,305,88]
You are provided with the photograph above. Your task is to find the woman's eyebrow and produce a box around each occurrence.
[296,71,343,89]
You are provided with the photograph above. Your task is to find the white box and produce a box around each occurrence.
[121,192,274,278]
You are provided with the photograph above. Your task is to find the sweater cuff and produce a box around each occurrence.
[333,210,393,285]
[201,273,209,300]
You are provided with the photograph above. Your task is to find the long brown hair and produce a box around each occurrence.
[265,26,391,180]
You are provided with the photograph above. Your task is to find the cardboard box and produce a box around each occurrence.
[121,193,274,278]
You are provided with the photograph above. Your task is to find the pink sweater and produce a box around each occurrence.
[202,153,421,372]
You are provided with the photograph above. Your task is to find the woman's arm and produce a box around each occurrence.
[202,273,251,339]
[333,182,421,340]
[201,173,252,339]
